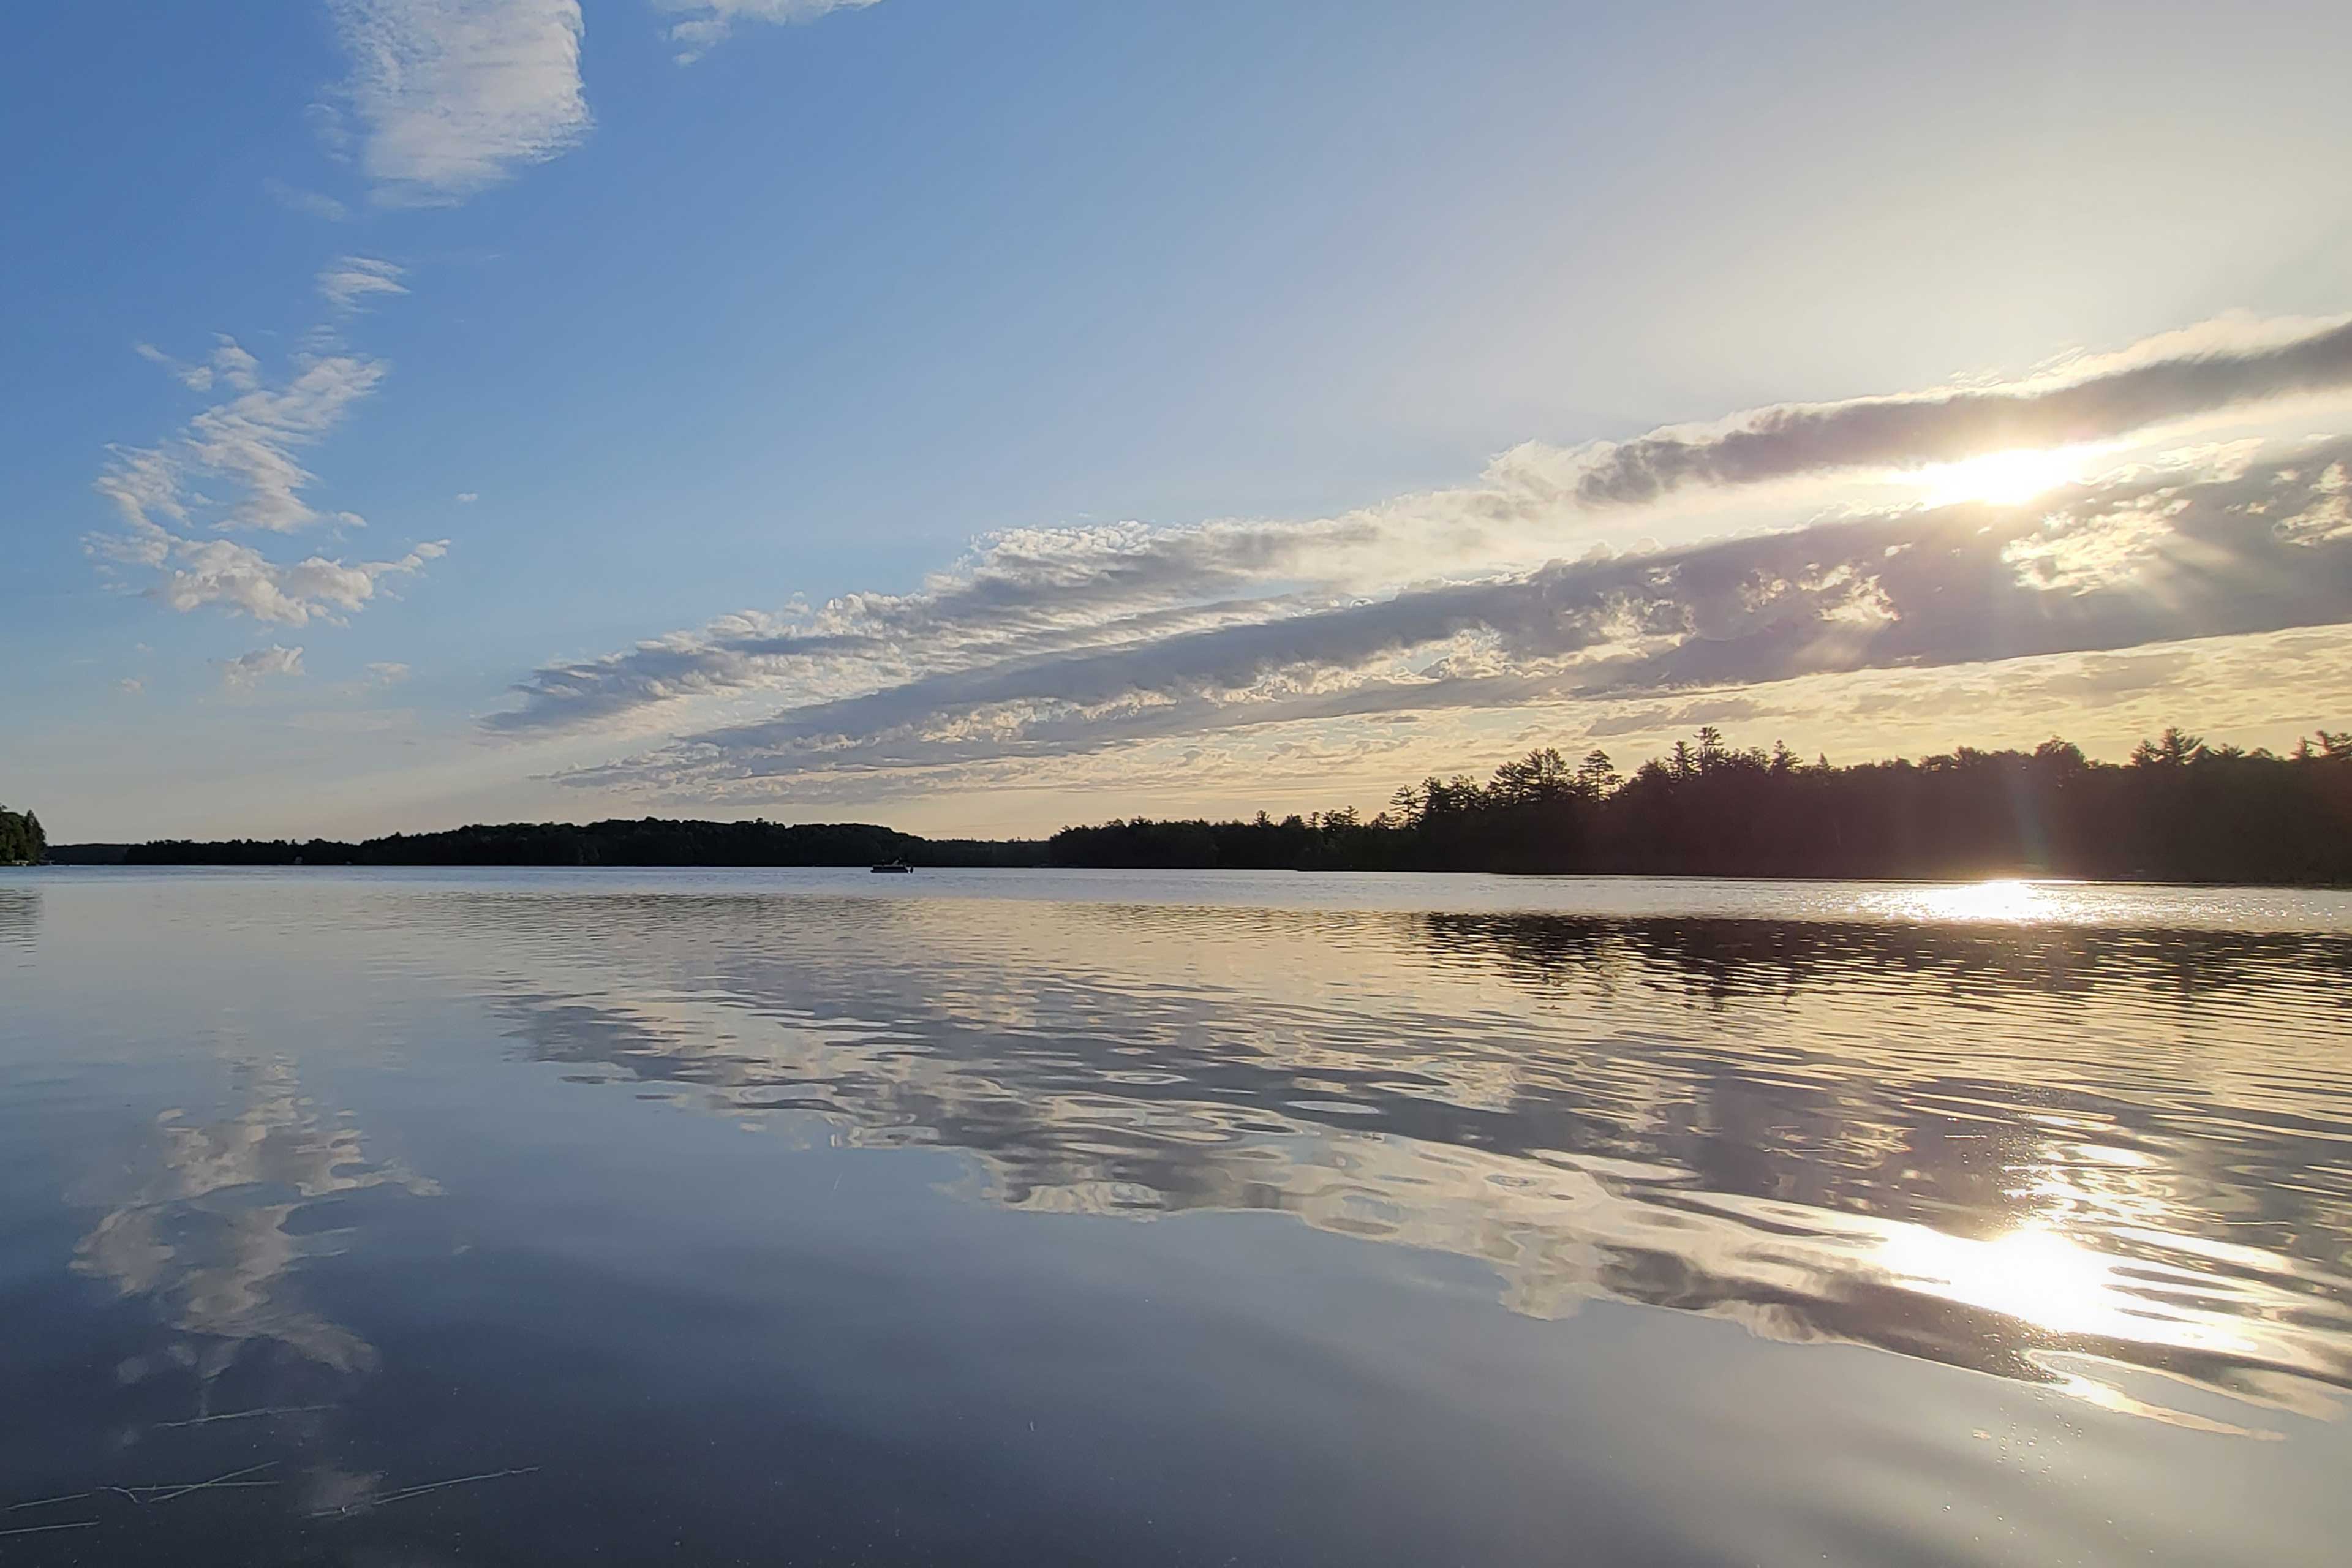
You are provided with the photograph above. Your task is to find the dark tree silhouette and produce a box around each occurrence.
[77,722,2352,884]
[123,818,1041,869]
[1047,725,2352,884]
[0,806,45,865]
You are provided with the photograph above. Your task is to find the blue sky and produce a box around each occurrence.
[7,1,2352,840]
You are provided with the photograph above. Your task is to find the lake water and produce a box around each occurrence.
[3,868,2350,1564]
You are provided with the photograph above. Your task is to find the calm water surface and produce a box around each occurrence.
[2,868,2350,1564]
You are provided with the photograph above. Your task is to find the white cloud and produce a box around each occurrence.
[454,491,479,503]
[116,677,145,696]
[149,537,447,627]
[92,511,447,627]
[364,662,413,685]
[211,340,262,392]
[327,0,591,204]
[94,328,436,636]
[317,255,409,312]
[262,178,350,221]
[653,0,881,62]
[183,352,383,532]
[102,345,385,535]
[219,646,307,688]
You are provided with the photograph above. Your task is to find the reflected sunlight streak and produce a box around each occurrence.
[1882,878,2057,922]
[1877,1226,2136,1342]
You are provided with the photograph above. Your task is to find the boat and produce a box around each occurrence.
[870,860,912,874]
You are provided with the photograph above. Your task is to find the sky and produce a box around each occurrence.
[6,0,2351,843]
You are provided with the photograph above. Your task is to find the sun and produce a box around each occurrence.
[1913,444,2099,507]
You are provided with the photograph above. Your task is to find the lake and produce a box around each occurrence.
[2,867,2349,1564]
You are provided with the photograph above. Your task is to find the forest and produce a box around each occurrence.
[53,724,2352,885]
[1044,726,2352,883]
[0,805,43,865]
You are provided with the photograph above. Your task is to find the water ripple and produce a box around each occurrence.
[404,879,2352,1433]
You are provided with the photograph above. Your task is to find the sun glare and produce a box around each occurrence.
[1915,445,2099,507]
[1886,878,2051,922]
[1877,1225,2121,1339]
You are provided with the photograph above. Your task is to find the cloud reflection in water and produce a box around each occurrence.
[449,884,2352,1433]
[74,1057,440,1398]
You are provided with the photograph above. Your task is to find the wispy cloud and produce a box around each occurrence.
[652,0,880,62]
[317,255,409,312]
[262,178,350,222]
[219,645,307,688]
[326,0,591,205]
[364,661,413,685]
[132,337,261,396]
[100,343,385,535]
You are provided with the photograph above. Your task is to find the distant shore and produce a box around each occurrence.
[26,723,2352,888]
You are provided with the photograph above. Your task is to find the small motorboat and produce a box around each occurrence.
[870,859,912,874]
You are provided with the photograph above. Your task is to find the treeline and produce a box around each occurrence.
[64,723,2352,884]
[1046,726,2352,884]
[0,805,43,865]
[123,818,1045,869]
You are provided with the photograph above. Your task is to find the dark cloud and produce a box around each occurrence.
[1572,317,2352,505]
[486,626,880,735]
[488,520,1368,734]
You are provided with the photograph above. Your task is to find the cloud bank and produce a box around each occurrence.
[492,314,2352,795]
[549,440,2352,797]
[488,516,1374,736]
[327,0,591,203]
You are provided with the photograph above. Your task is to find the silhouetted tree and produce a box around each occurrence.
[0,807,44,865]
[2132,726,2207,767]
[1577,749,1619,797]
[1046,724,2352,883]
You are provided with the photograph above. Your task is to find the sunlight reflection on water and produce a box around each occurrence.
[1874,876,2060,922]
